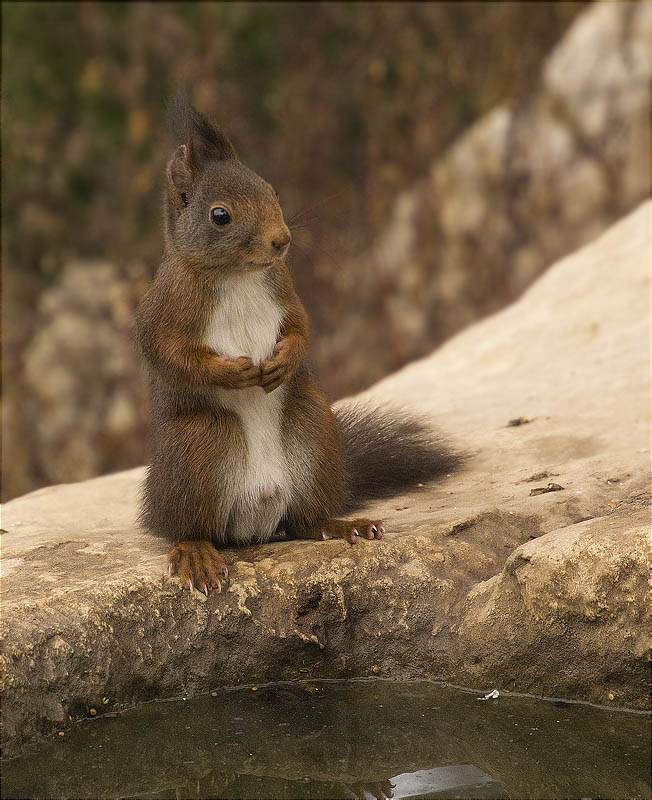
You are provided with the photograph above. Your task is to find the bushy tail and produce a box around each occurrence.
[334,403,464,513]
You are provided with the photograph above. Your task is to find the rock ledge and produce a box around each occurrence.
[2,203,650,756]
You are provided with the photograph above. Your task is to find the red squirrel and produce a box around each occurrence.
[135,91,459,595]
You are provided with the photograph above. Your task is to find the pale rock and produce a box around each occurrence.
[2,203,649,757]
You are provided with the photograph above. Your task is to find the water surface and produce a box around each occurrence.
[3,680,649,799]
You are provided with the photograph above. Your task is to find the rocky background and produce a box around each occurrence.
[2,1,650,500]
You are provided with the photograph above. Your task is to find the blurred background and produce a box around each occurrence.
[2,1,649,501]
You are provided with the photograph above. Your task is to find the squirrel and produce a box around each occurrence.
[135,91,459,595]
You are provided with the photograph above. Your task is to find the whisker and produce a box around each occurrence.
[287,191,345,225]
[292,237,344,272]
[312,242,343,271]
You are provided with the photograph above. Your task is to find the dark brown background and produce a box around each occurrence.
[3,1,648,500]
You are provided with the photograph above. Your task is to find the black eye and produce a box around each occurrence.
[211,206,231,226]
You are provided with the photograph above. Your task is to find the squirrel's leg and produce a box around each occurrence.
[142,409,244,594]
[281,373,385,545]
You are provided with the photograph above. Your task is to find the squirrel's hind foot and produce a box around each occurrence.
[296,518,384,544]
[168,541,230,595]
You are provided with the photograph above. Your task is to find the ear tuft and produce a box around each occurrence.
[167,88,236,169]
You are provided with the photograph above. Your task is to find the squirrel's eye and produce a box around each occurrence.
[211,206,231,226]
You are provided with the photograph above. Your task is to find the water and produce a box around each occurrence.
[3,680,649,799]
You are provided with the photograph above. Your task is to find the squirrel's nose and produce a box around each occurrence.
[271,230,291,253]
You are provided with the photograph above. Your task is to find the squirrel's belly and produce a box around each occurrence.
[215,385,290,543]
[204,273,291,543]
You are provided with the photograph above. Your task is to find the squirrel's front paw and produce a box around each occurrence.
[260,338,294,393]
[213,355,260,389]
[168,541,229,595]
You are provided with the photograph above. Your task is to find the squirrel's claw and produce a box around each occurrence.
[167,541,230,596]
[312,518,385,544]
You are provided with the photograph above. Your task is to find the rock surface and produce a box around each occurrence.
[320,0,651,391]
[2,203,650,756]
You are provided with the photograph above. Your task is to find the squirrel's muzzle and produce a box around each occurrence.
[271,228,291,258]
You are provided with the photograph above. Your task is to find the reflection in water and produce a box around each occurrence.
[390,765,505,799]
[2,680,649,799]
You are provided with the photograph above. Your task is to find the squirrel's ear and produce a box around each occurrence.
[167,89,236,171]
[166,144,193,210]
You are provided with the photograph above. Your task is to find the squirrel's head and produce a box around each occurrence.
[164,90,291,274]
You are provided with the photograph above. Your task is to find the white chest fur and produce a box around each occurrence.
[203,272,289,542]
[204,272,284,366]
